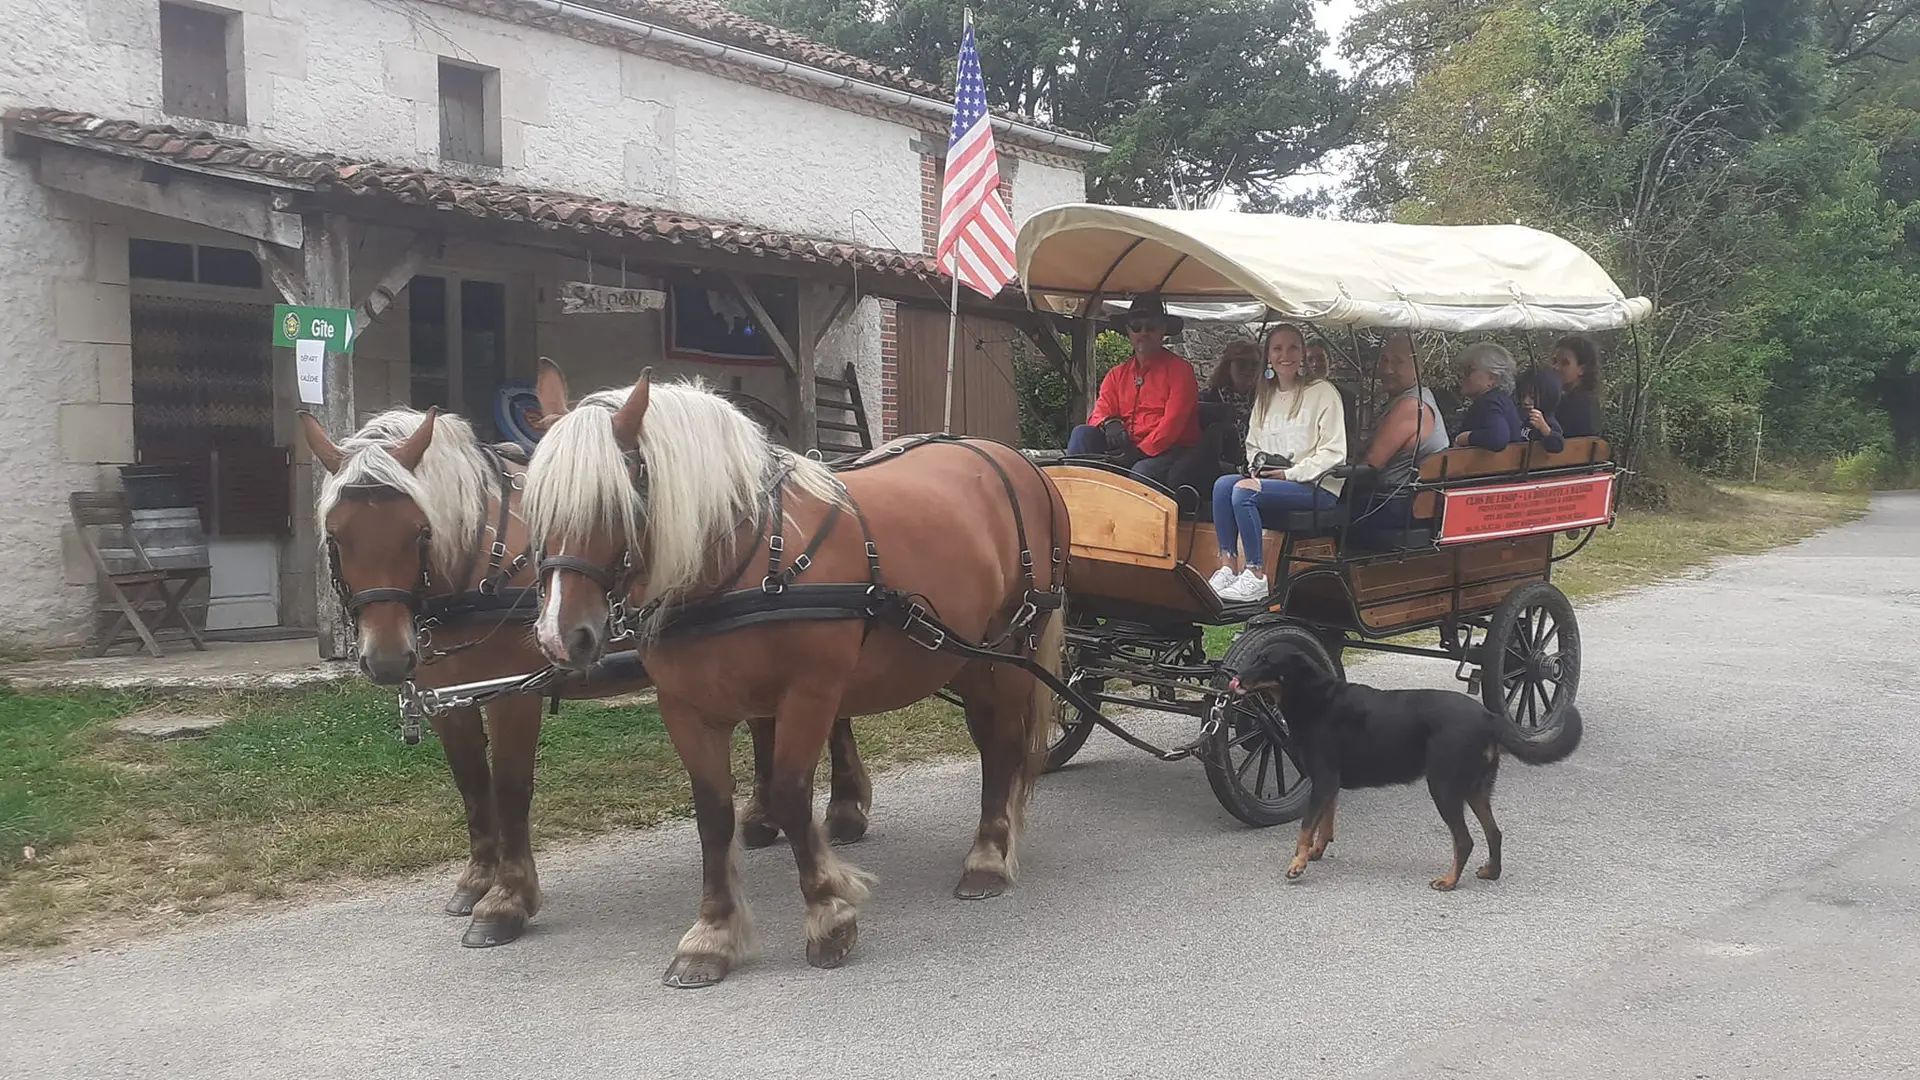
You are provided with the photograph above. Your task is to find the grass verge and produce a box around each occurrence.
[0,483,1867,958]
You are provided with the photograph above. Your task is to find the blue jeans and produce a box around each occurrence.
[1212,474,1338,567]
[1067,424,1185,487]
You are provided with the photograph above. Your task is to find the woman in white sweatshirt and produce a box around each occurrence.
[1207,323,1349,603]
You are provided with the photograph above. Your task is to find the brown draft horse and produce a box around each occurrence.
[522,360,1070,988]
[300,405,874,948]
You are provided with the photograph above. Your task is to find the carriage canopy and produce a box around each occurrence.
[1015,204,1654,334]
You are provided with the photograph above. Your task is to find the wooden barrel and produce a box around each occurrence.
[95,506,211,633]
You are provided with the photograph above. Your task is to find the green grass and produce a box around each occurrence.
[0,483,1868,958]
[0,684,969,955]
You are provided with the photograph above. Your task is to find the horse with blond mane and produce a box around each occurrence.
[522,359,1069,987]
[300,401,876,950]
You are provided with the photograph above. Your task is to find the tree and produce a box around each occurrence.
[725,0,1357,207]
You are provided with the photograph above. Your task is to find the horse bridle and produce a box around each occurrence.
[326,514,435,623]
[327,452,531,659]
[534,446,650,640]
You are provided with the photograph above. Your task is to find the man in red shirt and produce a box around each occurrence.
[1066,294,1202,487]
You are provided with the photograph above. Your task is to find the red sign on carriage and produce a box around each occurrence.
[1437,473,1615,545]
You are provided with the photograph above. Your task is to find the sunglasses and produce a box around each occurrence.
[1126,319,1160,333]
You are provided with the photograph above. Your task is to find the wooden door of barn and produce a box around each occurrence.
[895,307,1019,443]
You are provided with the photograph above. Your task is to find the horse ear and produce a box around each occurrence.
[611,366,652,448]
[533,357,569,430]
[391,407,438,471]
[298,411,346,474]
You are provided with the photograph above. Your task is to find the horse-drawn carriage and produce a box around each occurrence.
[1014,204,1647,826]
[321,203,1647,982]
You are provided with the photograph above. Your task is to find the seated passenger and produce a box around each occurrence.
[1200,339,1261,474]
[1451,342,1524,449]
[1550,335,1606,438]
[1352,332,1450,534]
[1516,369,1566,454]
[1208,324,1348,603]
[1066,294,1201,487]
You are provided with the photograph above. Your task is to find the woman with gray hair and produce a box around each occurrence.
[1451,341,1525,449]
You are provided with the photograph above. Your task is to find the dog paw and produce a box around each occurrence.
[1428,877,1459,892]
[1476,863,1501,881]
[1285,862,1308,880]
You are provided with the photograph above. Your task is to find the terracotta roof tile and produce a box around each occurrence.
[3,107,969,291]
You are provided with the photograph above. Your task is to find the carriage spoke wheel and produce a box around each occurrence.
[1480,581,1581,756]
[1043,652,1102,774]
[1204,622,1340,827]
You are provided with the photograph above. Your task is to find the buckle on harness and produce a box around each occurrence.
[761,576,786,595]
[490,541,508,560]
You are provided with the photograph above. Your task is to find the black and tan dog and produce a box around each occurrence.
[1227,639,1582,890]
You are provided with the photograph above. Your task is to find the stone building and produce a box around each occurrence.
[0,0,1104,654]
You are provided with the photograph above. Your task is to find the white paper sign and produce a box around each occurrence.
[296,338,326,405]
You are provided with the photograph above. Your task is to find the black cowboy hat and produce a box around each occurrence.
[1114,293,1184,336]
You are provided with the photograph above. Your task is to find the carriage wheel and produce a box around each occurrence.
[1203,622,1340,827]
[1480,581,1582,756]
[1044,667,1104,774]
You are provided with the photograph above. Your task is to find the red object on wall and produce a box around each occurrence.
[1437,474,1616,544]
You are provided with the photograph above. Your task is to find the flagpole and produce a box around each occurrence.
[941,266,961,434]
[941,8,973,436]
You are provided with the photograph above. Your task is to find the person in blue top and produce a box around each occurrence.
[1451,342,1524,449]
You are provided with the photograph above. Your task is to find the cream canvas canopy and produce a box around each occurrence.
[1016,204,1654,333]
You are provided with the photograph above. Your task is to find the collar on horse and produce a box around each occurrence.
[536,432,1065,660]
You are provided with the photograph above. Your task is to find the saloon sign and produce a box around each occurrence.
[558,281,666,315]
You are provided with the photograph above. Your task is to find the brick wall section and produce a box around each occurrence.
[879,299,900,438]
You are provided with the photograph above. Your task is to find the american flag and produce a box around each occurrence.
[936,22,1017,298]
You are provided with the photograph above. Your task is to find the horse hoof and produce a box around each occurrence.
[662,954,730,988]
[826,810,869,846]
[953,869,1009,900]
[445,884,489,917]
[806,920,858,969]
[460,914,527,948]
[741,820,782,849]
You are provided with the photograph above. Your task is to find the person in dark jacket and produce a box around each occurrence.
[1549,335,1605,437]
[1516,368,1566,453]
[1199,339,1261,472]
[1451,342,1523,449]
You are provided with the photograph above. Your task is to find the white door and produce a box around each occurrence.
[206,537,281,630]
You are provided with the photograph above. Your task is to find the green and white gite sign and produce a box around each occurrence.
[273,305,357,353]
[274,304,355,407]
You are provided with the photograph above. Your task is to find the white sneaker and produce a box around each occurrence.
[1207,565,1237,592]
[1219,569,1270,604]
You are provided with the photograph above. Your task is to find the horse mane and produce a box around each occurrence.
[523,375,845,621]
[315,407,495,576]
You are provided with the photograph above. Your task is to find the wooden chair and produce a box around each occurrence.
[69,491,210,658]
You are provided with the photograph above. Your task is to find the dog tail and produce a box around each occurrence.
[1493,703,1582,765]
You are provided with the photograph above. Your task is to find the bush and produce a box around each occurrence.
[1832,446,1892,491]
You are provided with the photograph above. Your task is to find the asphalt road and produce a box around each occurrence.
[6,494,1918,1080]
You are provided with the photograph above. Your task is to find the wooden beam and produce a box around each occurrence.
[353,233,440,334]
[266,214,357,660]
[36,144,304,248]
[723,272,799,374]
[1069,319,1098,423]
[793,282,823,454]
[809,284,856,351]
